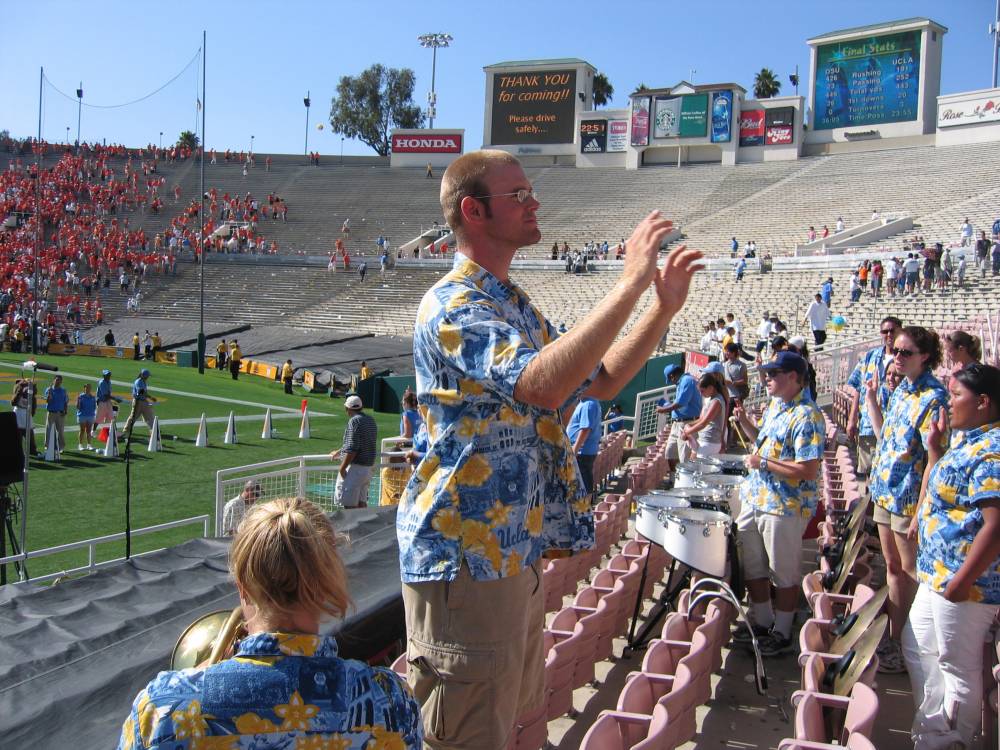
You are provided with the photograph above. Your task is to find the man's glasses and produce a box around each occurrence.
[471,189,538,204]
[892,347,916,358]
[763,370,789,379]
[880,328,897,336]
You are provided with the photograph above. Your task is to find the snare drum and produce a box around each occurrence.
[714,453,748,475]
[635,494,691,547]
[660,507,732,577]
[697,474,744,519]
[675,459,722,488]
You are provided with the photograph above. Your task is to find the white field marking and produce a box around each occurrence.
[0,361,332,415]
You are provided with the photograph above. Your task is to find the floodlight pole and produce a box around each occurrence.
[75,82,83,151]
[32,67,42,356]
[198,31,207,374]
[993,0,1000,88]
[418,33,452,129]
[304,92,311,156]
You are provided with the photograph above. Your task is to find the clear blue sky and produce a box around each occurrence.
[1,1,995,156]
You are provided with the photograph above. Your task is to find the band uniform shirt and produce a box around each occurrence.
[740,389,825,518]
[870,369,949,517]
[398,253,595,584]
[847,345,891,437]
[97,378,114,403]
[659,373,702,421]
[117,632,422,750]
[917,421,1000,604]
[342,412,378,467]
[44,385,68,413]
[568,397,602,456]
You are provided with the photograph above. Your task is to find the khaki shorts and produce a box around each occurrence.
[856,435,877,474]
[403,560,544,750]
[873,504,911,533]
[737,505,808,589]
[664,420,692,461]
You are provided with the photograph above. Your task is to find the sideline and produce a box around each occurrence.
[0,361,333,416]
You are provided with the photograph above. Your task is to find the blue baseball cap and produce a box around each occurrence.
[702,361,725,375]
[663,364,683,382]
[140,368,151,378]
[759,351,807,376]
[101,369,112,376]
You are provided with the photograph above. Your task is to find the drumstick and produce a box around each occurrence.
[728,415,750,451]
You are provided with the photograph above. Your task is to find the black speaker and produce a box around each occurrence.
[0,412,24,486]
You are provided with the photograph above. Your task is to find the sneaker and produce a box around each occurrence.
[758,630,795,657]
[732,622,770,644]
[77,444,84,451]
[876,638,906,674]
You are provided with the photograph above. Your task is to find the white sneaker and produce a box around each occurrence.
[78,444,84,451]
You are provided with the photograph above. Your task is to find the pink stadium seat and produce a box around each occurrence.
[550,602,601,689]
[543,626,579,721]
[790,683,879,745]
[580,702,680,750]
[505,702,547,750]
[542,560,566,613]
[616,664,698,747]
[390,652,407,680]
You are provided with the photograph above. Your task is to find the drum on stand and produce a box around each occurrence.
[714,453,748,475]
[675,459,722,488]
[635,494,691,547]
[697,474,744,519]
[659,507,732,577]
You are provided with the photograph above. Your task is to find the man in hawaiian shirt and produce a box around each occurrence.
[846,316,902,474]
[398,149,702,749]
[731,351,824,657]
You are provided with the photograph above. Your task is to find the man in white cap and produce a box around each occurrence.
[221,480,262,535]
[331,395,378,508]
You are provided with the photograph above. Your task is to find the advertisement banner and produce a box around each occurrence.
[765,107,795,145]
[490,70,577,144]
[653,97,681,138]
[679,94,709,138]
[391,133,463,153]
[580,120,607,153]
[814,30,921,130]
[607,119,628,151]
[739,110,765,146]
[710,90,733,143]
[938,95,1000,128]
[631,97,650,146]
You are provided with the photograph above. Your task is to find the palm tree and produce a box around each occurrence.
[176,130,199,150]
[634,83,651,94]
[753,69,781,99]
[593,73,614,108]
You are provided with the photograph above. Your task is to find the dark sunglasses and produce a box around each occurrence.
[763,370,789,379]
[892,347,916,358]
[880,328,897,335]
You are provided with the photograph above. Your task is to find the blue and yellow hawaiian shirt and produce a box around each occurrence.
[740,388,825,518]
[870,370,949,517]
[847,345,892,437]
[398,253,595,583]
[117,632,422,749]
[917,422,1000,604]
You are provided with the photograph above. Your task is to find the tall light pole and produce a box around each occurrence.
[159,131,163,150]
[418,33,452,129]
[75,82,82,151]
[65,126,70,145]
[340,136,344,165]
[250,134,254,157]
[991,0,1000,88]
[303,92,310,156]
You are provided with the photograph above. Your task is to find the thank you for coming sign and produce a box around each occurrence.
[491,69,577,144]
[814,30,921,130]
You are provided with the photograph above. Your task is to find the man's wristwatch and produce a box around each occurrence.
[759,457,769,471]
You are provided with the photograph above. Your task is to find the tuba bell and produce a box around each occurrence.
[170,606,246,670]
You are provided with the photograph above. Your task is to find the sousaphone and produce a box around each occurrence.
[170,607,245,670]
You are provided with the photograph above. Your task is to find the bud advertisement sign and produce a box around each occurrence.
[491,69,577,144]
[580,120,607,153]
[710,90,733,143]
[607,119,628,151]
[391,133,463,153]
[631,97,651,146]
[739,110,765,146]
[764,107,795,145]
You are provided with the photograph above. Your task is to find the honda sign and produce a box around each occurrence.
[391,133,463,153]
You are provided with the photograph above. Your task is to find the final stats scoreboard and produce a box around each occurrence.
[813,30,920,130]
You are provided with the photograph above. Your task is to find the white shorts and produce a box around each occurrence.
[737,505,807,588]
[335,464,374,508]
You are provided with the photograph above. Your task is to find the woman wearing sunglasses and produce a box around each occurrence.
[865,325,948,674]
[902,363,1000,749]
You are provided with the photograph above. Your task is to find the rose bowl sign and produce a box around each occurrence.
[391,134,463,153]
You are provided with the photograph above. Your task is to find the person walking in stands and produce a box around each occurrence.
[124,368,158,438]
[281,359,294,394]
[43,375,68,456]
[865,326,948,674]
[820,276,833,307]
[229,340,242,380]
[976,230,990,277]
[216,338,228,371]
[76,383,97,451]
[331,395,377,509]
[568,396,602,495]
[426,162,433,178]
[399,149,701,749]
[847,317,903,475]
[656,363,703,470]
[802,292,830,348]
[730,351,824,656]
[901,364,1000,750]
[358,260,367,283]
[131,331,140,360]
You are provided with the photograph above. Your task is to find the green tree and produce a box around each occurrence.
[753,68,781,99]
[593,73,614,108]
[634,83,651,94]
[177,130,199,150]
[329,64,424,156]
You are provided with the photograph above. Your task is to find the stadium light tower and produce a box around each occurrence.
[991,0,1000,88]
[303,92,311,156]
[75,82,82,151]
[418,33,452,129]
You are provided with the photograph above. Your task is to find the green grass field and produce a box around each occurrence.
[0,352,404,581]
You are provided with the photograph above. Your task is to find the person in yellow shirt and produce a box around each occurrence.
[131,332,140,360]
[281,359,294,394]
[215,339,228,371]
[229,340,242,380]
[359,360,373,380]
[150,331,162,360]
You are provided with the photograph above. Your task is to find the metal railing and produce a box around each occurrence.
[0,515,211,585]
